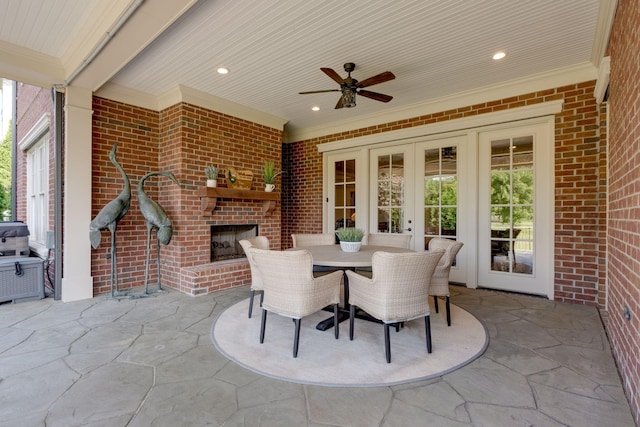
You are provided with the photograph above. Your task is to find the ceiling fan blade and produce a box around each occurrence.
[321,67,345,84]
[299,89,340,94]
[356,71,395,88]
[335,96,344,109]
[358,90,393,103]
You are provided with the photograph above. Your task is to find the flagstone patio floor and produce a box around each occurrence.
[0,285,635,426]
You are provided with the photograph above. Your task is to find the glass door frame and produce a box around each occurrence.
[477,119,555,298]
[368,144,415,248]
[414,134,473,285]
[323,149,368,233]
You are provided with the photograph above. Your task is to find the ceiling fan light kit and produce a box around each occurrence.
[341,89,357,108]
[300,62,395,109]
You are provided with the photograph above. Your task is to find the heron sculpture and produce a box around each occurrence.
[138,171,181,294]
[89,142,131,298]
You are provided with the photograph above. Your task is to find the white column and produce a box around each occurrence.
[61,86,94,301]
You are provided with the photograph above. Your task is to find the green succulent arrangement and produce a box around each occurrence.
[262,160,282,184]
[204,166,218,180]
[335,227,365,242]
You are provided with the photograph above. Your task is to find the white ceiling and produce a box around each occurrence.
[0,0,613,141]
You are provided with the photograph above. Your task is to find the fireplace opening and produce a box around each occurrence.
[211,224,259,262]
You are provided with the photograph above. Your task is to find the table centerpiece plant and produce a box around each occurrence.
[335,227,365,252]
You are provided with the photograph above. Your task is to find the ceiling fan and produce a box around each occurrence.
[299,63,395,109]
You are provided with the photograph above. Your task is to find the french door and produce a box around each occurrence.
[414,135,468,284]
[478,123,554,297]
[326,150,366,233]
[324,117,554,297]
[369,145,414,244]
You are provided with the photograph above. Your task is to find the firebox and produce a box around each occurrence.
[210,224,259,262]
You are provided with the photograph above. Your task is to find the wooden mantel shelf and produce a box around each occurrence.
[197,187,280,215]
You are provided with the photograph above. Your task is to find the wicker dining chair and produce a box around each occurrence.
[249,247,343,358]
[346,250,444,363]
[238,236,270,318]
[291,233,338,276]
[365,233,412,248]
[291,233,336,247]
[427,238,464,326]
[357,233,413,276]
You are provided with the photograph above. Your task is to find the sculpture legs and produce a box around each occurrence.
[108,224,128,299]
[143,225,164,295]
[155,237,163,292]
[143,225,152,294]
[110,228,117,298]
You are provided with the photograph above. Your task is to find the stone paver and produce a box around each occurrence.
[0,285,634,427]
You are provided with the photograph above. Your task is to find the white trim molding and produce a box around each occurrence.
[595,56,610,104]
[318,100,564,153]
[18,114,49,151]
[590,0,619,67]
[96,83,288,131]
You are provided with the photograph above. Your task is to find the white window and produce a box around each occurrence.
[26,135,48,247]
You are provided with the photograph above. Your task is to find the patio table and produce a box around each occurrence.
[289,244,413,330]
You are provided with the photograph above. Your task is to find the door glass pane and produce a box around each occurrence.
[345,159,356,181]
[490,136,534,274]
[334,159,356,230]
[422,146,458,250]
[376,154,404,234]
[378,155,390,180]
[425,207,439,235]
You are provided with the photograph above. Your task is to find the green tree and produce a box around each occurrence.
[424,176,458,235]
[491,169,533,225]
[0,122,12,218]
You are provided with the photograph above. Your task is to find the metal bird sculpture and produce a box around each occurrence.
[89,142,131,298]
[137,171,180,294]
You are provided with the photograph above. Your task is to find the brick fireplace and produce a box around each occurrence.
[92,99,283,296]
[210,224,258,262]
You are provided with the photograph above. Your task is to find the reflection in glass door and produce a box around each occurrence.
[416,135,467,284]
[370,145,414,242]
[376,153,404,233]
[333,159,356,231]
[490,137,534,274]
[423,146,458,248]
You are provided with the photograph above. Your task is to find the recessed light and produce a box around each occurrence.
[493,52,506,60]
[217,67,229,74]
[312,106,320,111]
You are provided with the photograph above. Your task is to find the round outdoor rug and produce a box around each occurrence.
[211,297,488,387]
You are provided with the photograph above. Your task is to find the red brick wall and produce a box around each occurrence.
[606,0,640,422]
[14,84,55,228]
[285,83,604,306]
[14,84,57,290]
[92,98,160,294]
[156,102,283,295]
[281,136,325,244]
[598,102,608,310]
[554,81,602,304]
[92,99,283,295]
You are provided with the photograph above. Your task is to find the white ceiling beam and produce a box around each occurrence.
[70,0,199,91]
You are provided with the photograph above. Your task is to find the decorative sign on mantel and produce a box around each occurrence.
[226,167,253,189]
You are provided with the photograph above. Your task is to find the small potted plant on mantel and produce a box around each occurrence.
[335,227,365,252]
[205,166,218,187]
[262,160,282,192]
